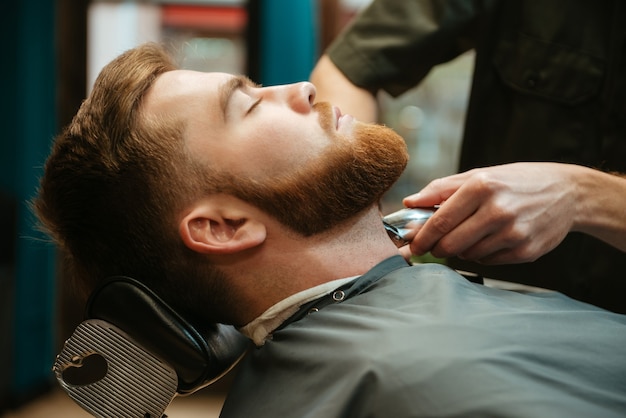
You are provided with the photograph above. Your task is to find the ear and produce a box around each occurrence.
[179,202,267,255]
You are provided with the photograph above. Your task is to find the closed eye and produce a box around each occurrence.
[246,98,262,115]
[221,75,263,121]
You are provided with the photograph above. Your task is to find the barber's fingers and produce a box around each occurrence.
[458,231,529,265]
[403,173,471,208]
[423,204,504,259]
[398,245,413,262]
[408,189,484,256]
[407,215,532,265]
[399,205,519,264]
[468,244,539,266]
[460,218,568,265]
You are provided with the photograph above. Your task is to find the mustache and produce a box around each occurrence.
[312,102,335,133]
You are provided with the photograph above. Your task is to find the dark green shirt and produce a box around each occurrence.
[221,257,626,417]
[326,0,626,313]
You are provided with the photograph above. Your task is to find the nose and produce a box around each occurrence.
[284,82,316,114]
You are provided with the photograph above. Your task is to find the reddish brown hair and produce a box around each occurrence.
[34,43,232,323]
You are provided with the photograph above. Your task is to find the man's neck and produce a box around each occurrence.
[223,205,401,326]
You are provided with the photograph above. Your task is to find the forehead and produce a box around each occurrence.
[143,69,232,117]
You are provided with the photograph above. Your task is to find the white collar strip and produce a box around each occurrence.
[239,276,359,346]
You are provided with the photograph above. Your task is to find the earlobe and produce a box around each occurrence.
[179,207,267,255]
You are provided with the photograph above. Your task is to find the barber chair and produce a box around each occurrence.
[53,277,250,418]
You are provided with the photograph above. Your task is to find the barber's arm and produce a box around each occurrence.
[311,0,482,124]
[310,54,378,123]
[400,163,626,264]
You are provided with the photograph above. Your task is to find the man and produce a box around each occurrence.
[310,0,626,313]
[36,44,626,417]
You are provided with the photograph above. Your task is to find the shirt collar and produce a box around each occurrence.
[239,276,359,346]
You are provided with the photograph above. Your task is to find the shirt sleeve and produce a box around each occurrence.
[326,0,488,96]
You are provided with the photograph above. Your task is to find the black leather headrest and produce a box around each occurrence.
[86,276,249,394]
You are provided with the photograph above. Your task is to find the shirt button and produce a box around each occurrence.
[332,290,346,302]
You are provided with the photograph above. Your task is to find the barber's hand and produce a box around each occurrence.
[400,163,580,265]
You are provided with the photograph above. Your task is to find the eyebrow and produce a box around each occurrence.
[219,75,259,121]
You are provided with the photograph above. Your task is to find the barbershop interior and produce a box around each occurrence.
[2,1,473,416]
[6,0,625,417]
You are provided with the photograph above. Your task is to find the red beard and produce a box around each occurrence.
[215,102,409,235]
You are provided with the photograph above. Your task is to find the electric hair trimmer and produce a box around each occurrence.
[382,207,436,247]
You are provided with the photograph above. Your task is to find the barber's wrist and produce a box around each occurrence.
[570,165,626,250]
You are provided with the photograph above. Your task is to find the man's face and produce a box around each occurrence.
[144,70,408,235]
[145,70,342,180]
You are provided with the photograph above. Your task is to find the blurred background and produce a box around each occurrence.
[0,0,471,416]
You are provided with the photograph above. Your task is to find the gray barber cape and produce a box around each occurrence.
[220,256,626,417]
